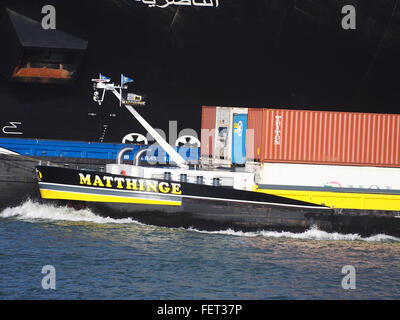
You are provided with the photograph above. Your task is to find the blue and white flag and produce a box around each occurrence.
[99,73,111,81]
[121,74,134,85]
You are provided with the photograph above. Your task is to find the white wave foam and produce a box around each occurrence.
[2,201,399,242]
[0,200,142,225]
[186,226,400,242]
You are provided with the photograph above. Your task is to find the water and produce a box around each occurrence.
[1,200,400,299]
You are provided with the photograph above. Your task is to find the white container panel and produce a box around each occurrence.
[260,162,400,191]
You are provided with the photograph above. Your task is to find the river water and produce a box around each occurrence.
[1,200,399,300]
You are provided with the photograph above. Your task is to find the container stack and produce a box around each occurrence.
[200,106,400,188]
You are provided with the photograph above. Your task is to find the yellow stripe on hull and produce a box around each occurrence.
[252,186,400,211]
[40,189,182,206]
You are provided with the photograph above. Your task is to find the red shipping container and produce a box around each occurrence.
[200,106,216,157]
[246,108,264,161]
[247,108,400,167]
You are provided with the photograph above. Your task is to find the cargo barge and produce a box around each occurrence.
[35,76,400,237]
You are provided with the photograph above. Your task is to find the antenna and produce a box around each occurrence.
[91,74,187,168]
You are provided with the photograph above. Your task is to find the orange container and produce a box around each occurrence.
[247,108,400,167]
[246,108,264,160]
[200,106,216,157]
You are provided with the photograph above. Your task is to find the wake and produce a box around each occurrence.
[1,200,399,242]
[186,226,400,242]
[0,199,142,225]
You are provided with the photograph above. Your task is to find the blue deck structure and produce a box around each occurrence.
[0,138,199,164]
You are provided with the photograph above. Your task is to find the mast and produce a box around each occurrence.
[92,75,188,168]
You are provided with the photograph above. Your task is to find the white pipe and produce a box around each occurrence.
[110,88,187,168]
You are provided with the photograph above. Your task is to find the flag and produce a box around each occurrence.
[121,74,134,85]
[99,73,110,81]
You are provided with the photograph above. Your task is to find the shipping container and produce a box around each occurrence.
[246,108,264,161]
[232,113,247,164]
[200,106,216,157]
[214,107,233,163]
[247,108,400,167]
[260,162,400,191]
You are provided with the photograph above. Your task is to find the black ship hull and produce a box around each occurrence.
[83,198,400,237]
[1,1,400,144]
[36,165,400,236]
